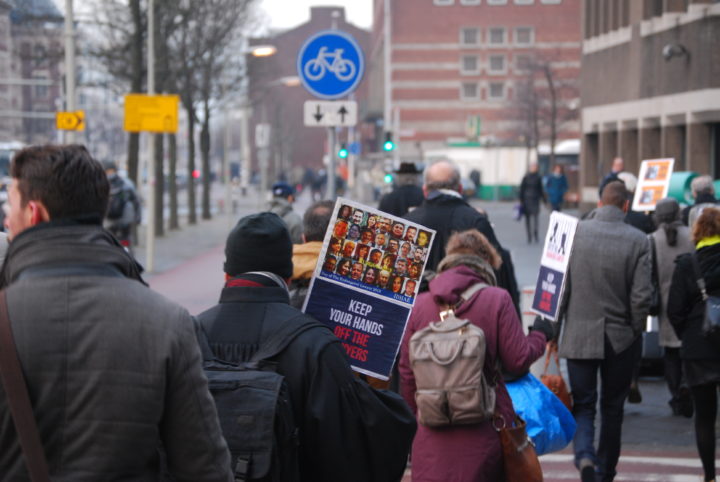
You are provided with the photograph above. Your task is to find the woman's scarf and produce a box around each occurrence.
[437,253,497,286]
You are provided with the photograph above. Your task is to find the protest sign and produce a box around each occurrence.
[531,212,578,321]
[632,158,674,212]
[303,198,435,380]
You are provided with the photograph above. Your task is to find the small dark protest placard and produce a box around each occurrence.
[303,198,435,380]
[531,212,577,321]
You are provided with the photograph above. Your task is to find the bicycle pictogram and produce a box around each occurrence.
[303,47,357,82]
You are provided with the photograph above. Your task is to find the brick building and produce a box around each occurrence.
[368,0,582,158]
[8,0,64,144]
[247,7,370,182]
[580,0,720,204]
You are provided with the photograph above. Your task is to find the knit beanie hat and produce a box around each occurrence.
[224,212,293,278]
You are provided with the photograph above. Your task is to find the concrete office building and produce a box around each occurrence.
[580,0,720,204]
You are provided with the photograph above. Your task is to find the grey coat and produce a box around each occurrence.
[651,224,693,348]
[0,222,232,481]
[559,206,652,359]
[268,197,303,244]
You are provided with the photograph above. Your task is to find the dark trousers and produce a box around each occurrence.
[690,382,719,481]
[567,337,641,482]
[524,212,539,242]
[663,347,685,406]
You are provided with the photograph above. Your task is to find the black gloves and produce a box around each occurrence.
[531,315,556,341]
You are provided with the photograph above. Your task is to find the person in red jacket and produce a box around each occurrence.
[399,229,552,481]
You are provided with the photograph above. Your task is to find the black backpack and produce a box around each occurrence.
[196,319,319,482]
[107,180,128,220]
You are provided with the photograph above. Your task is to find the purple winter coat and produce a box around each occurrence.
[399,265,546,482]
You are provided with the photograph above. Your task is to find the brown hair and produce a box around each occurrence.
[600,180,628,209]
[445,229,501,269]
[692,207,720,244]
[11,144,109,221]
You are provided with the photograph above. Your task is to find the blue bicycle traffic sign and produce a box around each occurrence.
[297,30,365,100]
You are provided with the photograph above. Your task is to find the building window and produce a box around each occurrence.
[540,0,561,3]
[461,55,479,74]
[515,54,532,71]
[434,0,454,4]
[488,54,506,74]
[515,26,534,45]
[34,77,47,99]
[460,0,481,4]
[461,27,480,45]
[488,82,505,100]
[461,82,479,100]
[487,0,508,4]
[514,0,534,4]
[488,27,506,45]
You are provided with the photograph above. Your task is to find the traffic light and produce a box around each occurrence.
[383,132,395,152]
[338,143,349,159]
[384,173,393,184]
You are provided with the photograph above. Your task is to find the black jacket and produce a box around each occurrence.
[405,192,520,312]
[197,279,416,482]
[667,243,720,360]
[519,172,546,215]
[0,222,232,481]
[378,184,425,217]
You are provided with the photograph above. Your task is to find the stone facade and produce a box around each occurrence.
[580,0,720,203]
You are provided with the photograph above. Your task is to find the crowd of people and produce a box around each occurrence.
[0,143,718,482]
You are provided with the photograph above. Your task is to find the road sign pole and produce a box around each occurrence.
[326,127,336,199]
[146,0,156,273]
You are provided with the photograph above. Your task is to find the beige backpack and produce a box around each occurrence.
[409,283,496,427]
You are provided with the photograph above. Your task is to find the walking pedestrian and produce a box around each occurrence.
[197,212,416,482]
[545,164,568,212]
[405,160,519,312]
[519,162,546,243]
[0,145,232,480]
[559,180,652,482]
[668,207,720,482]
[399,229,552,481]
[289,200,334,308]
[268,181,303,244]
[682,175,719,227]
[378,162,425,217]
[102,160,140,250]
[651,198,694,417]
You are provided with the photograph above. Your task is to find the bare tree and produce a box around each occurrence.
[510,53,579,167]
[194,0,256,219]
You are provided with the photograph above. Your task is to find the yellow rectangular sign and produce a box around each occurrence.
[124,94,179,133]
[56,111,85,131]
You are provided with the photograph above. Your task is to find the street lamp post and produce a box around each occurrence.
[64,0,76,144]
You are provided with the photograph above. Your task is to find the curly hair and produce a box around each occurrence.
[692,207,720,244]
[445,229,501,269]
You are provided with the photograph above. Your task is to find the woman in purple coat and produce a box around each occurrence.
[399,229,552,481]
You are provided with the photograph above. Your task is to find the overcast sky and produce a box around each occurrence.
[257,0,372,31]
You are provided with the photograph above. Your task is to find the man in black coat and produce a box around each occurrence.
[378,162,425,217]
[405,160,519,312]
[197,213,416,482]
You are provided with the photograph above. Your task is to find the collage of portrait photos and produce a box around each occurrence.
[319,201,434,303]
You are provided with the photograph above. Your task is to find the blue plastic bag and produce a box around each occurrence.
[505,373,576,455]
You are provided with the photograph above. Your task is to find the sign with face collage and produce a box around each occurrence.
[303,198,435,380]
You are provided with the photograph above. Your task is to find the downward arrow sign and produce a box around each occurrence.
[338,106,348,123]
[314,105,323,122]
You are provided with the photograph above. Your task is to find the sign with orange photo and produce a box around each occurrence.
[632,158,674,212]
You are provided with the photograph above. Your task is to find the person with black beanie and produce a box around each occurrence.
[196,212,417,482]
